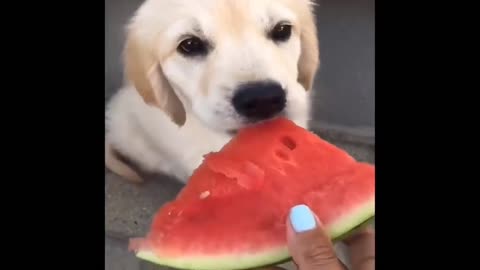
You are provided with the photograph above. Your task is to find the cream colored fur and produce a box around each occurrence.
[105,0,319,183]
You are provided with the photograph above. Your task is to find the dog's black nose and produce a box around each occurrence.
[232,81,286,120]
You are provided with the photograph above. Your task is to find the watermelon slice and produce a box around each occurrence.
[129,117,375,270]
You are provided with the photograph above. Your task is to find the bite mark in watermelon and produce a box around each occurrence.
[129,118,375,270]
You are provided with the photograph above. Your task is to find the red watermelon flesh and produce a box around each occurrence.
[129,117,375,270]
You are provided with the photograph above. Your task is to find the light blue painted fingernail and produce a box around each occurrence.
[290,204,317,233]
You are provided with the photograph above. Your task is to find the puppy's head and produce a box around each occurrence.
[125,0,319,131]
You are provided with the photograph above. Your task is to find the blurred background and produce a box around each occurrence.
[105,0,374,269]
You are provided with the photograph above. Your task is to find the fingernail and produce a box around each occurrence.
[289,204,317,233]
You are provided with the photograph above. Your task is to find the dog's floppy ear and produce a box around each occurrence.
[124,29,187,126]
[297,3,320,91]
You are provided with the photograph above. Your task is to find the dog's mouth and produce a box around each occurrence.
[227,114,287,137]
[244,113,286,126]
[227,129,239,136]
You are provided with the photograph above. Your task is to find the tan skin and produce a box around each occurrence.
[261,221,375,270]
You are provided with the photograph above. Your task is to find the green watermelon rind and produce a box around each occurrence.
[135,197,374,270]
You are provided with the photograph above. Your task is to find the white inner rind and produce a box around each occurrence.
[137,246,289,270]
[136,197,375,270]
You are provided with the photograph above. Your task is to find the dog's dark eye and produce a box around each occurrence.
[269,23,292,42]
[177,37,208,57]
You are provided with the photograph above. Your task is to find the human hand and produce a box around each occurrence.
[262,204,375,270]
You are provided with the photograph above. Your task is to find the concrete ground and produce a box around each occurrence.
[105,135,374,270]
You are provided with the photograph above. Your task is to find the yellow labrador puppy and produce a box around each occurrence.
[105,0,319,183]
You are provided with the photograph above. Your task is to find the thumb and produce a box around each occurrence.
[287,205,345,270]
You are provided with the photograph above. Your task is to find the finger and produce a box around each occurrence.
[287,204,345,270]
[344,226,375,270]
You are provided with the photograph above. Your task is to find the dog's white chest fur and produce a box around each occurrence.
[106,86,232,182]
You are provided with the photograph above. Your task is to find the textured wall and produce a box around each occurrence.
[311,0,374,134]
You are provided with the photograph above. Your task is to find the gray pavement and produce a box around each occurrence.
[106,237,142,270]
